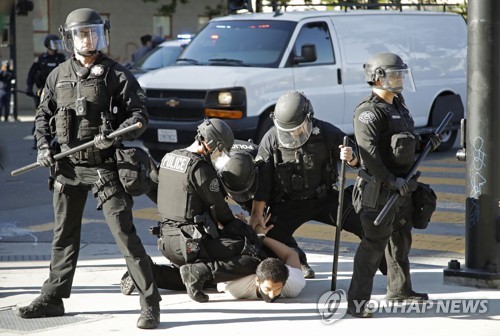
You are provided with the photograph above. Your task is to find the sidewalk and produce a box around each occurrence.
[1,242,499,336]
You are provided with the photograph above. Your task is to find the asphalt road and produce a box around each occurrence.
[0,118,466,260]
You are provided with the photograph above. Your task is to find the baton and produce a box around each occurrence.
[11,122,143,176]
[331,136,349,291]
[373,111,453,226]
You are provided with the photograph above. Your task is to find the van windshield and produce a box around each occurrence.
[178,20,296,68]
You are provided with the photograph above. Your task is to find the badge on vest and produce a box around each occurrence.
[90,64,105,77]
[161,153,191,173]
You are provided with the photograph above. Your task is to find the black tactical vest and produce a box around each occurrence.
[157,150,205,223]
[361,94,416,171]
[53,57,116,147]
[35,53,65,88]
[272,121,337,201]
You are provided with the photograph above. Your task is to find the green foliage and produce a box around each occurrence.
[143,0,189,16]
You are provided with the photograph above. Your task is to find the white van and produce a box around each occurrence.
[138,10,466,161]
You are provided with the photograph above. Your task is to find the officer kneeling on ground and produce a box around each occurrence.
[121,147,306,302]
[347,53,441,318]
[153,118,265,303]
[16,8,161,329]
[249,91,387,279]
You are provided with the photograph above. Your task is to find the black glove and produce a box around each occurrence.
[388,177,410,196]
[94,131,115,150]
[25,88,34,97]
[37,145,55,167]
[429,133,441,151]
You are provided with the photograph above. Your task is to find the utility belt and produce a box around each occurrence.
[70,147,115,165]
[282,184,331,201]
[157,212,219,239]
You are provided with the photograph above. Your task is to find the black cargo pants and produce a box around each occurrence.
[41,158,161,306]
[266,188,364,264]
[158,224,260,282]
[347,194,414,310]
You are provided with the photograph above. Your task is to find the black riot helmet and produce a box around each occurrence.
[196,118,234,154]
[59,8,110,56]
[271,91,314,149]
[364,52,416,93]
[217,151,257,204]
[44,34,63,51]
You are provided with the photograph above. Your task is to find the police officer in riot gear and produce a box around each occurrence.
[156,118,264,303]
[16,8,161,329]
[26,34,66,146]
[249,90,370,279]
[347,53,441,318]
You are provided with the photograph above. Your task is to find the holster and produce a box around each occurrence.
[358,170,381,209]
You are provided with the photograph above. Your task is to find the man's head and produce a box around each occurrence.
[60,8,109,57]
[44,34,63,53]
[255,258,289,303]
[364,52,416,93]
[140,34,152,46]
[196,118,234,164]
[217,151,257,204]
[271,91,314,149]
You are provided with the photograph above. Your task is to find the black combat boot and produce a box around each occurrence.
[120,271,135,295]
[385,290,429,302]
[301,263,316,279]
[16,292,65,318]
[180,263,213,303]
[347,301,373,318]
[137,302,160,329]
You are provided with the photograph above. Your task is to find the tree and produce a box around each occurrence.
[143,0,189,16]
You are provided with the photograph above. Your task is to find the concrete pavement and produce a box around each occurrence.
[1,241,499,336]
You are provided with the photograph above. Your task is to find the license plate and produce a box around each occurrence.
[158,129,178,143]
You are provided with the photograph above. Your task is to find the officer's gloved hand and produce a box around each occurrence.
[388,177,410,196]
[94,130,115,150]
[25,88,34,97]
[407,171,421,193]
[37,145,55,167]
[429,133,441,151]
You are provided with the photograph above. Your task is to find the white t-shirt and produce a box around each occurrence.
[217,265,305,299]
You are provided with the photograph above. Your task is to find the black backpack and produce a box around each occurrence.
[412,182,437,229]
[115,147,158,196]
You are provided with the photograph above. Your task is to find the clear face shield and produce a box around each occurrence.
[64,24,109,55]
[275,117,313,149]
[380,68,416,93]
[49,40,64,51]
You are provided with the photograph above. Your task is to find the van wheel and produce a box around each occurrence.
[256,116,274,144]
[436,130,457,152]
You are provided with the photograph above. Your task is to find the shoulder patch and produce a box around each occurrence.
[161,153,191,173]
[209,178,220,192]
[137,88,147,103]
[358,111,377,124]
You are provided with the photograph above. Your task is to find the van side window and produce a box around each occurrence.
[293,21,334,66]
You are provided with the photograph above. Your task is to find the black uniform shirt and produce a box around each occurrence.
[26,52,66,90]
[354,93,416,182]
[254,118,345,204]
[191,155,237,225]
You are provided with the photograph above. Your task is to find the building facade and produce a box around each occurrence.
[0,0,225,111]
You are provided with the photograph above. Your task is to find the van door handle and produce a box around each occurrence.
[337,68,342,85]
